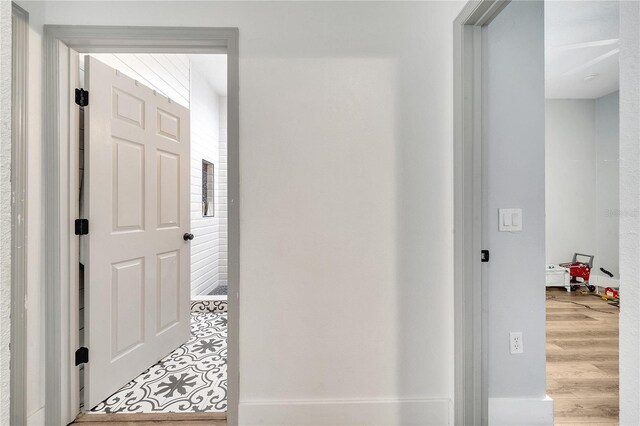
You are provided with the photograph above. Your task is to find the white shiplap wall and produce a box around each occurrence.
[190,64,224,295]
[216,97,228,287]
[83,54,227,296]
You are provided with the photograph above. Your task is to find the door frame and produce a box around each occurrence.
[10,3,29,425]
[42,26,240,426]
[453,1,509,425]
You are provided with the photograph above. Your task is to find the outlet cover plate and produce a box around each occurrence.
[510,331,523,354]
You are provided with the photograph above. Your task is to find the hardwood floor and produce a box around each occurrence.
[546,288,619,425]
[70,412,226,425]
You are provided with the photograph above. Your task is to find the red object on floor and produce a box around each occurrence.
[605,287,619,299]
[559,261,592,283]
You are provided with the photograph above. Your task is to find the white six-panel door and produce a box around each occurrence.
[84,56,191,409]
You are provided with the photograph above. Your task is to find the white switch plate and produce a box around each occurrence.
[499,209,523,232]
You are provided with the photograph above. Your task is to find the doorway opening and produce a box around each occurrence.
[544,1,620,424]
[75,53,229,416]
[41,26,239,426]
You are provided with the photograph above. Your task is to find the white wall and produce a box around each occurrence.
[595,91,619,278]
[16,1,464,424]
[0,1,11,424]
[545,94,619,279]
[217,96,228,289]
[620,1,640,423]
[545,100,597,266]
[483,1,552,424]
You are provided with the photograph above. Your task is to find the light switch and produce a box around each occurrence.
[503,212,512,227]
[499,208,523,232]
[512,211,521,227]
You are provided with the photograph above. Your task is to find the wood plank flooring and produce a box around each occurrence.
[70,412,226,425]
[546,288,619,425]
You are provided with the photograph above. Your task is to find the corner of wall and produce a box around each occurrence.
[619,1,640,424]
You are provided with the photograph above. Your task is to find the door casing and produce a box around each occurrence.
[11,3,29,426]
[42,26,240,426]
[453,1,510,425]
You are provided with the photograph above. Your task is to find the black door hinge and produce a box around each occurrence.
[481,250,490,263]
[75,219,89,235]
[75,88,89,107]
[75,347,89,366]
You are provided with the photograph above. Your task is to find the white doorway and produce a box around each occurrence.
[454,1,550,424]
[42,27,239,426]
[75,53,230,416]
[449,0,640,424]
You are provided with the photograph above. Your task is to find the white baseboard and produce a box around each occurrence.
[191,294,227,302]
[592,274,620,289]
[489,395,553,426]
[239,398,451,425]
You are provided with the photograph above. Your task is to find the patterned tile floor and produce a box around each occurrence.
[90,313,227,414]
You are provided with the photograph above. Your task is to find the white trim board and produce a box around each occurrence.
[592,274,620,289]
[488,396,553,426]
[192,295,228,302]
[10,4,29,425]
[453,1,510,425]
[239,398,452,426]
[42,26,240,426]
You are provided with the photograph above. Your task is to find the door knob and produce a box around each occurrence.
[183,233,194,241]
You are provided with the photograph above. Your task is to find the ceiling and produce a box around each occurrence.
[190,54,227,96]
[545,1,619,99]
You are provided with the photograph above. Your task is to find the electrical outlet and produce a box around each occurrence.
[510,332,523,354]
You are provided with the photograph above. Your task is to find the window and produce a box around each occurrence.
[202,160,214,217]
